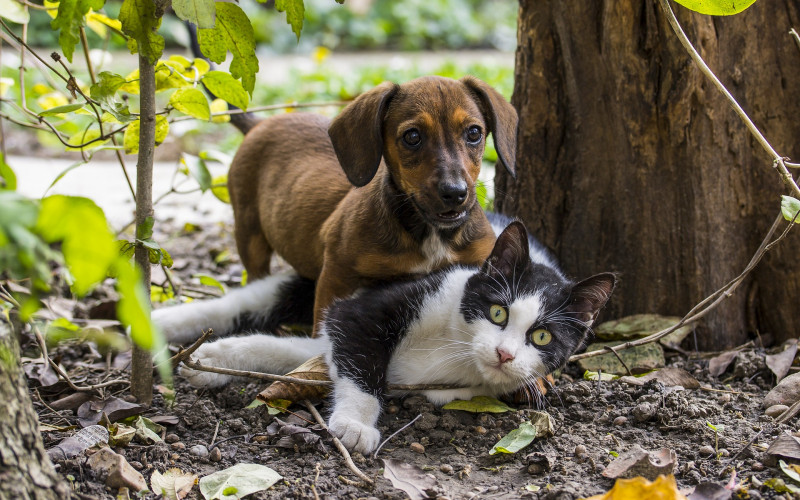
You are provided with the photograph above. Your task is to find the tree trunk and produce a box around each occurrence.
[498,1,800,349]
[130,52,156,405]
[0,321,70,500]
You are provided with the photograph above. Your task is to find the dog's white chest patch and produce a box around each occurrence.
[413,232,454,273]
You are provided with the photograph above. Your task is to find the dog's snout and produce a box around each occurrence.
[438,181,468,207]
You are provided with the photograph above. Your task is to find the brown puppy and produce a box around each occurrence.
[228,75,517,326]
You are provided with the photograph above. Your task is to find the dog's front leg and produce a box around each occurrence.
[312,261,362,332]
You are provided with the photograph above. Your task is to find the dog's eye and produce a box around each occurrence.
[466,126,482,144]
[403,129,421,147]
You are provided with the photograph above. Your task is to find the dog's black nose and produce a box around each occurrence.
[438,181,468,207]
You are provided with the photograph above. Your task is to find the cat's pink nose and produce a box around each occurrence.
[496,348,514,364]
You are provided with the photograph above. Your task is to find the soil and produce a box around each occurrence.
[29,220,800,500]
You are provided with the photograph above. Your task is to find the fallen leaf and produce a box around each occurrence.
[602,445,677,480]
[121,416,164,444]
[23,359,60,387]
[766,432,800,460]
[766,341,798,382]
[256,355,330,403]
[77,397,144,427]
[382,459,438,500]
[46,425,109,460]
[618,367,700,389]
[528,411,555,438]
[490,421,537,455]
[584,370,618,381]
[48,392,94,411]
[266,417,324,451]
[780,459,800,484]
[108,423,136,447]
[585,474,687,500]
[594,314,694,347]
[763,477,800,495]
[442,396,514,413]
[708,351,738,377]
[198,463,281,500]
[151,468,198,500]
[150,415,180,426]
[687,482,733,500]
[579,341,665,375]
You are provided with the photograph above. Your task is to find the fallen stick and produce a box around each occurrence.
[303,400,374,487]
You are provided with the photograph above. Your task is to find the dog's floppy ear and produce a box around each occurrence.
[460,76,518,178]
[328,81,400,187]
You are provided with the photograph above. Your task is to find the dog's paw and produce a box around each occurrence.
[328,414,381,455]
[178,343,233,388]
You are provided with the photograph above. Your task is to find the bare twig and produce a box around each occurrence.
[776,399,800,425]
[303,400,374,486]
[209,420,221,447]
[373,414,422,459]
[169,100,348,124]
[168,329,214,369]
[32,325,129,392]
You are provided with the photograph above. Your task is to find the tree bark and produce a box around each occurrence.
[499,1,800,349]
[0,321,70,500]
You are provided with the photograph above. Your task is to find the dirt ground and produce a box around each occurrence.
[31,219,800,499]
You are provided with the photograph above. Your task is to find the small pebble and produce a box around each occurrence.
[752,461,765,471]
[440,464,454,474]
[613,416,627,426]
[487,486,499,492]
[190,444,209,459]
[209,447,222,462]
[474,426,487,435]
[253,435,269,443]
[386,405,399,414]
[766,404,790,419]
[698,445,715,457]
[169,453,179,461]
[574,444,587,457]
[717,393,732,404]
[718,448,730,457]
[410,442,425,454]
[170,442,185,451]
[129,461,143,470]
[527,463,545,475]
[165,433,180,444]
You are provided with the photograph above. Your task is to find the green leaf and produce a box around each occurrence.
[275,0,304,41]
[194,273,226,293]
[182,154,212,191]
[65,128,107,152]
[121,415,164,444]
[90,72,134,123]
[781,195,800,223]
[35,195,116,296]
[170,87,210,120]
[780,460,800,484]
[119,0,165,64]
[38,103,85,116]
[197,3,258,95]
[172,0,215,28]
[201,71,250,110]
[124,117,169,154]
[51,0,103,62]
[489,421,537,455]
[199,463,282,500]
[442,396,514,413]
[0,153,17,191]
[155,61,191,91]
[672,0,757,15]
[583,370,618,381]
[211,175,230,204]
[0,0,30,24]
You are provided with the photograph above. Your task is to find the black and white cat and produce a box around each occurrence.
[153,217,615,454]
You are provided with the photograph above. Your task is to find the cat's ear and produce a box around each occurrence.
[481,221,530,280]
[567,273,617,325]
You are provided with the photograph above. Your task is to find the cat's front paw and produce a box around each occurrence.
[178,343,233,388]
[328,414,381,455]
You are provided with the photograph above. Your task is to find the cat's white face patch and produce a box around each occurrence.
[471,292,548,391]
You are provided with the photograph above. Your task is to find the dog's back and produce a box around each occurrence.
[228,112,352,280]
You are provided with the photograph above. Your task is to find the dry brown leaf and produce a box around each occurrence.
[256,354,331,403]
[382,459,439,500]
[766,432,800,460]
[151,468,197,500]
[766,341,798,382]
[586,474,687,500]
[708,351,738,377]
[602,445,677,480]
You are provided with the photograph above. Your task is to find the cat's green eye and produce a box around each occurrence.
[531,328,552,346]
[489,304,508,325]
